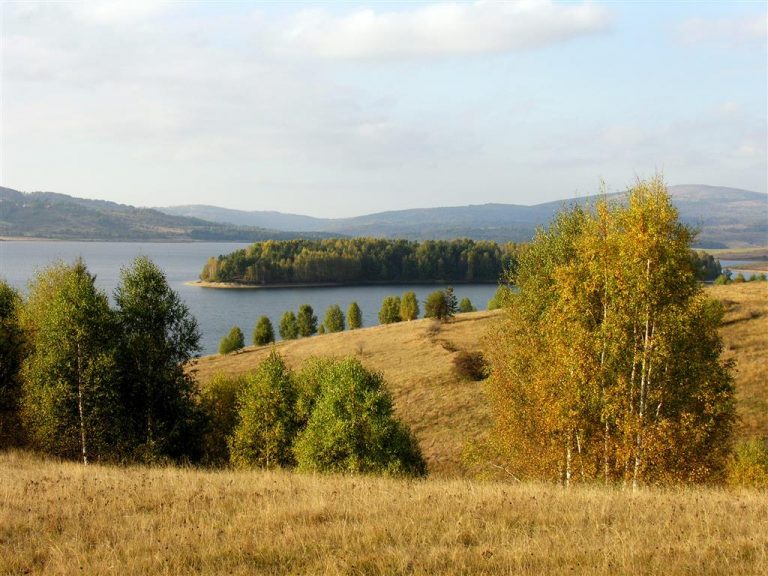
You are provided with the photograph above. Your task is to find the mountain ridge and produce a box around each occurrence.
[159,185,768,247]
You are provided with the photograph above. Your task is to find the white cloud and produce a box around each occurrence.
[677,12,767,47]
[279,0,612,59]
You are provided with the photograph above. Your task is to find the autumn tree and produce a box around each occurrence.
[20,261,123,463]
[115,256,203,462]
[400,291,419,321]
[347,301,362,330]
[297,304,318,337]
[486,177,735,487]
[324,304,345,333]
[253,316,275,345]
[424,288,456,321]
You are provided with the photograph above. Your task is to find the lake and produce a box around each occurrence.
[0,241,498,356]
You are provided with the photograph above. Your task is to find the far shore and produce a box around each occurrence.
[187,279,499,290]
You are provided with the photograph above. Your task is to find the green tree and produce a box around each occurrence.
[324,304,345,332]
[486,177,735,487]
[347,301,363,330]
[219,326,245,355]
[378,296,401,324]
[199,373,245,466]
[458,297,476,313]
[444,287,458,318]
[20,261,123,464]
[318,324,326,335]
[297,304,318,337]
[279,311,299,340]
[424,290,448,320]
[115,256,203,462]
[400,291,419,321]
[293,357,426,476]
[0,280,26,448]
[229,352,298,469]
[253,316,275,346]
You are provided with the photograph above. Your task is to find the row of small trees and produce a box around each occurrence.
[202,352,426,475]
[219,302,365,354]
[220,289,480,354]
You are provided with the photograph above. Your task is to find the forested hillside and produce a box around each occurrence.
[0,187,329,241]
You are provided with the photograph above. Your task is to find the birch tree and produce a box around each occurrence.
[487,177,735,486]
[20,261,123,463]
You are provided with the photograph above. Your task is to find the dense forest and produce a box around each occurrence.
[200,238,520,285]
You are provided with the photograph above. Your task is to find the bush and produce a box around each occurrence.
[400,291,419,321]
[458,297,476,313]
[199,373,245,466]
[727,437,768,488]
[733,272,746,283]
[219,326,245,354]
[293,357,426,477]
[424,289,456,321]
[279,311,299,340]
[252,316,274,346]
[324,304,345,332]
[229,352,298,469]
[453,351,488,381]
[347,301,362,330]
[379,296,402,324]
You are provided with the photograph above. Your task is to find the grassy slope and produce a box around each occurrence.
[2,450,766,576]
[193,282,768,477]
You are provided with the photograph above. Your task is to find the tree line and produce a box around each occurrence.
[200,238,520,285]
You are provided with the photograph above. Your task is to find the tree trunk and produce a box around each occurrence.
[77,343,88,466]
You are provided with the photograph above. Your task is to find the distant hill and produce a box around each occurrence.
[0,187,333,242]
[159,185,768,247]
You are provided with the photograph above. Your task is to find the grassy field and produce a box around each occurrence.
[193,282,767,476]
[2,283,766,575]
[2,450,766,575]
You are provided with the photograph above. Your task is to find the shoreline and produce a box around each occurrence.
[187,279,499,290]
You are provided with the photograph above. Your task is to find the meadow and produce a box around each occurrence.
[2,282,766,575]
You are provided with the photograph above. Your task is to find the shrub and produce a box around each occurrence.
[727,437,768,488]
[279,311,299,340]
[293,357,426,477]
[453,351,488,381]
[379,296,402,324]
[199,373,245,466]
[219,326,245,354]
[229,352,298,469]
[400,291,419,321]
[318,324,326,335]
[324,304,345,332]
[458,297,476,313]
[733,272,746,283]
[347,301,363,330]
[252,316,275,346]
[424,289,456,321]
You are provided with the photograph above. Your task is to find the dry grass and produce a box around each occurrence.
[1,450,766,576]
[192,312,499,477]
[711,282,768,440]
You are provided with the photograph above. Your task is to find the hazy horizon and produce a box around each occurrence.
[2,1,766,218]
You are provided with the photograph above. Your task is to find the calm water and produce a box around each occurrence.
[0,241,497,356]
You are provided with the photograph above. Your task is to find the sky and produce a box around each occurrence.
[1,1,766,218]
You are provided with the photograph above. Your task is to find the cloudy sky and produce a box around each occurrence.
[1,1,766,217]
